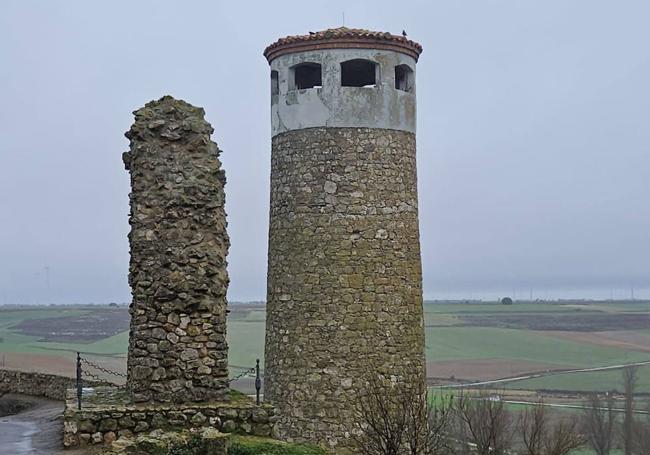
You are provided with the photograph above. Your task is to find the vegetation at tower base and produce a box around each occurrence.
[96,432,325,455]
[123,96,230,404]
[349,385,586,455]
[101,428,229,455]
[228,435,326,455]
[349,375,455,455]
[265,127,426,447]
[347,368,650,455]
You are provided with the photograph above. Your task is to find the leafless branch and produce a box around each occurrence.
[582,392,618,455]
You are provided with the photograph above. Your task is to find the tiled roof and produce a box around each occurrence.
[264,27,423,63]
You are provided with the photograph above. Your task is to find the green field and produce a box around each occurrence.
[424,326,647,366]
[0,308,127,356]
[1,301,649,393]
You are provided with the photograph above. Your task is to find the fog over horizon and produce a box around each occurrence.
[1,1,649,305]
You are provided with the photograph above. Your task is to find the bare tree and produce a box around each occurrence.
[520,403,547,455]
[455,392,513,455]
[632,403,650,455]
[449,404,472,455]
[350,375,455,455]
[519,402,585,455]
[351,375,408,455]
[583,392,619,455]
[404,393,454,455]
[622,366,638,455]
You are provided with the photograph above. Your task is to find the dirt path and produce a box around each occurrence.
[0,394,78,455]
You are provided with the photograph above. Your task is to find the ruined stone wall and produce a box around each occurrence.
[0,369,78,401]
[123,96,229,404]
[264,127,426,447]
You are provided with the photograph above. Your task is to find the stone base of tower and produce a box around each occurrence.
[62,386,276,449]
[264,127,427,449]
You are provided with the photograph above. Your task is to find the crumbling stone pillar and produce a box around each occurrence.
[123,96,229,404]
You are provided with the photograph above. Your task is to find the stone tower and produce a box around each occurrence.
[263,28,426,447]
[123,96,230,404]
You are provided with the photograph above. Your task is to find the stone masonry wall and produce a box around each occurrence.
[63,388,275,448]
[123,96,230,404]
[0,369,78,401]
[265,127,427,448]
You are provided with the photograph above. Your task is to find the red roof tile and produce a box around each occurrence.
[264,27,423,63]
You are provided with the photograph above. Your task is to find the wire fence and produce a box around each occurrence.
[75,353,262,409]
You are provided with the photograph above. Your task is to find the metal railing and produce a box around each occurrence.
[227,358,263,405]
[75,352,126,409]
[75,353,263,408]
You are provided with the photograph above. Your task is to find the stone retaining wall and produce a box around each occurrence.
[0,369,77,401]
[63,387,275,449]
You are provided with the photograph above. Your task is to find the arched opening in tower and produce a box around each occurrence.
[340,59,378,87]
[291,63,322,90]
[395,64,414,92]
[271,70,279,96]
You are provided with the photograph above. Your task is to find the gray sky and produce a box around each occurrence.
[1,0,649,304]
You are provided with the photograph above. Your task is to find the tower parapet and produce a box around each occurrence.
[265,27,422,136]
[264,28,427,448]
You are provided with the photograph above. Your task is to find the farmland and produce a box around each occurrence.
[0,300,649,394]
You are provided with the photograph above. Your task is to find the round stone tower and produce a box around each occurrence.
[263,27,426,447]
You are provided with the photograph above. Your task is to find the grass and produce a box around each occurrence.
[38,331,129,356]
[229,435,326,455]
[507,365,650,392]
[570,450,622,455]
[0,308,89,329]
[424,326,648,367]
[423,302,605,314]
[227,320,265,369]
[424,312,459,326]
[0,324,128,357]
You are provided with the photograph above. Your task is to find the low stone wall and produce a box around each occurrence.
[63,387,276,449]
[0,369,76,401]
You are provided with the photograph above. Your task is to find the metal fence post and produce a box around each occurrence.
[255,358,261,405]
[76,352,82,410]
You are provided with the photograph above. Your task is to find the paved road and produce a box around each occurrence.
[0,421,38,454]
[437,359,650,389]
[0,395,68,455]
[501,399,650,414]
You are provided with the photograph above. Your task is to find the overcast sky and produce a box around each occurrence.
[1,0,649,304]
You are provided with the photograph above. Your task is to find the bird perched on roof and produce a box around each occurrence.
[402,30,407,37]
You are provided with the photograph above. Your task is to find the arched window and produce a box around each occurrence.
[340,59,378,87]
[290,63,322,90]
[395,64,414,92]
[271,70,279,96]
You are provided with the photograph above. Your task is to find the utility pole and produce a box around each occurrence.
[44,265,51,296]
